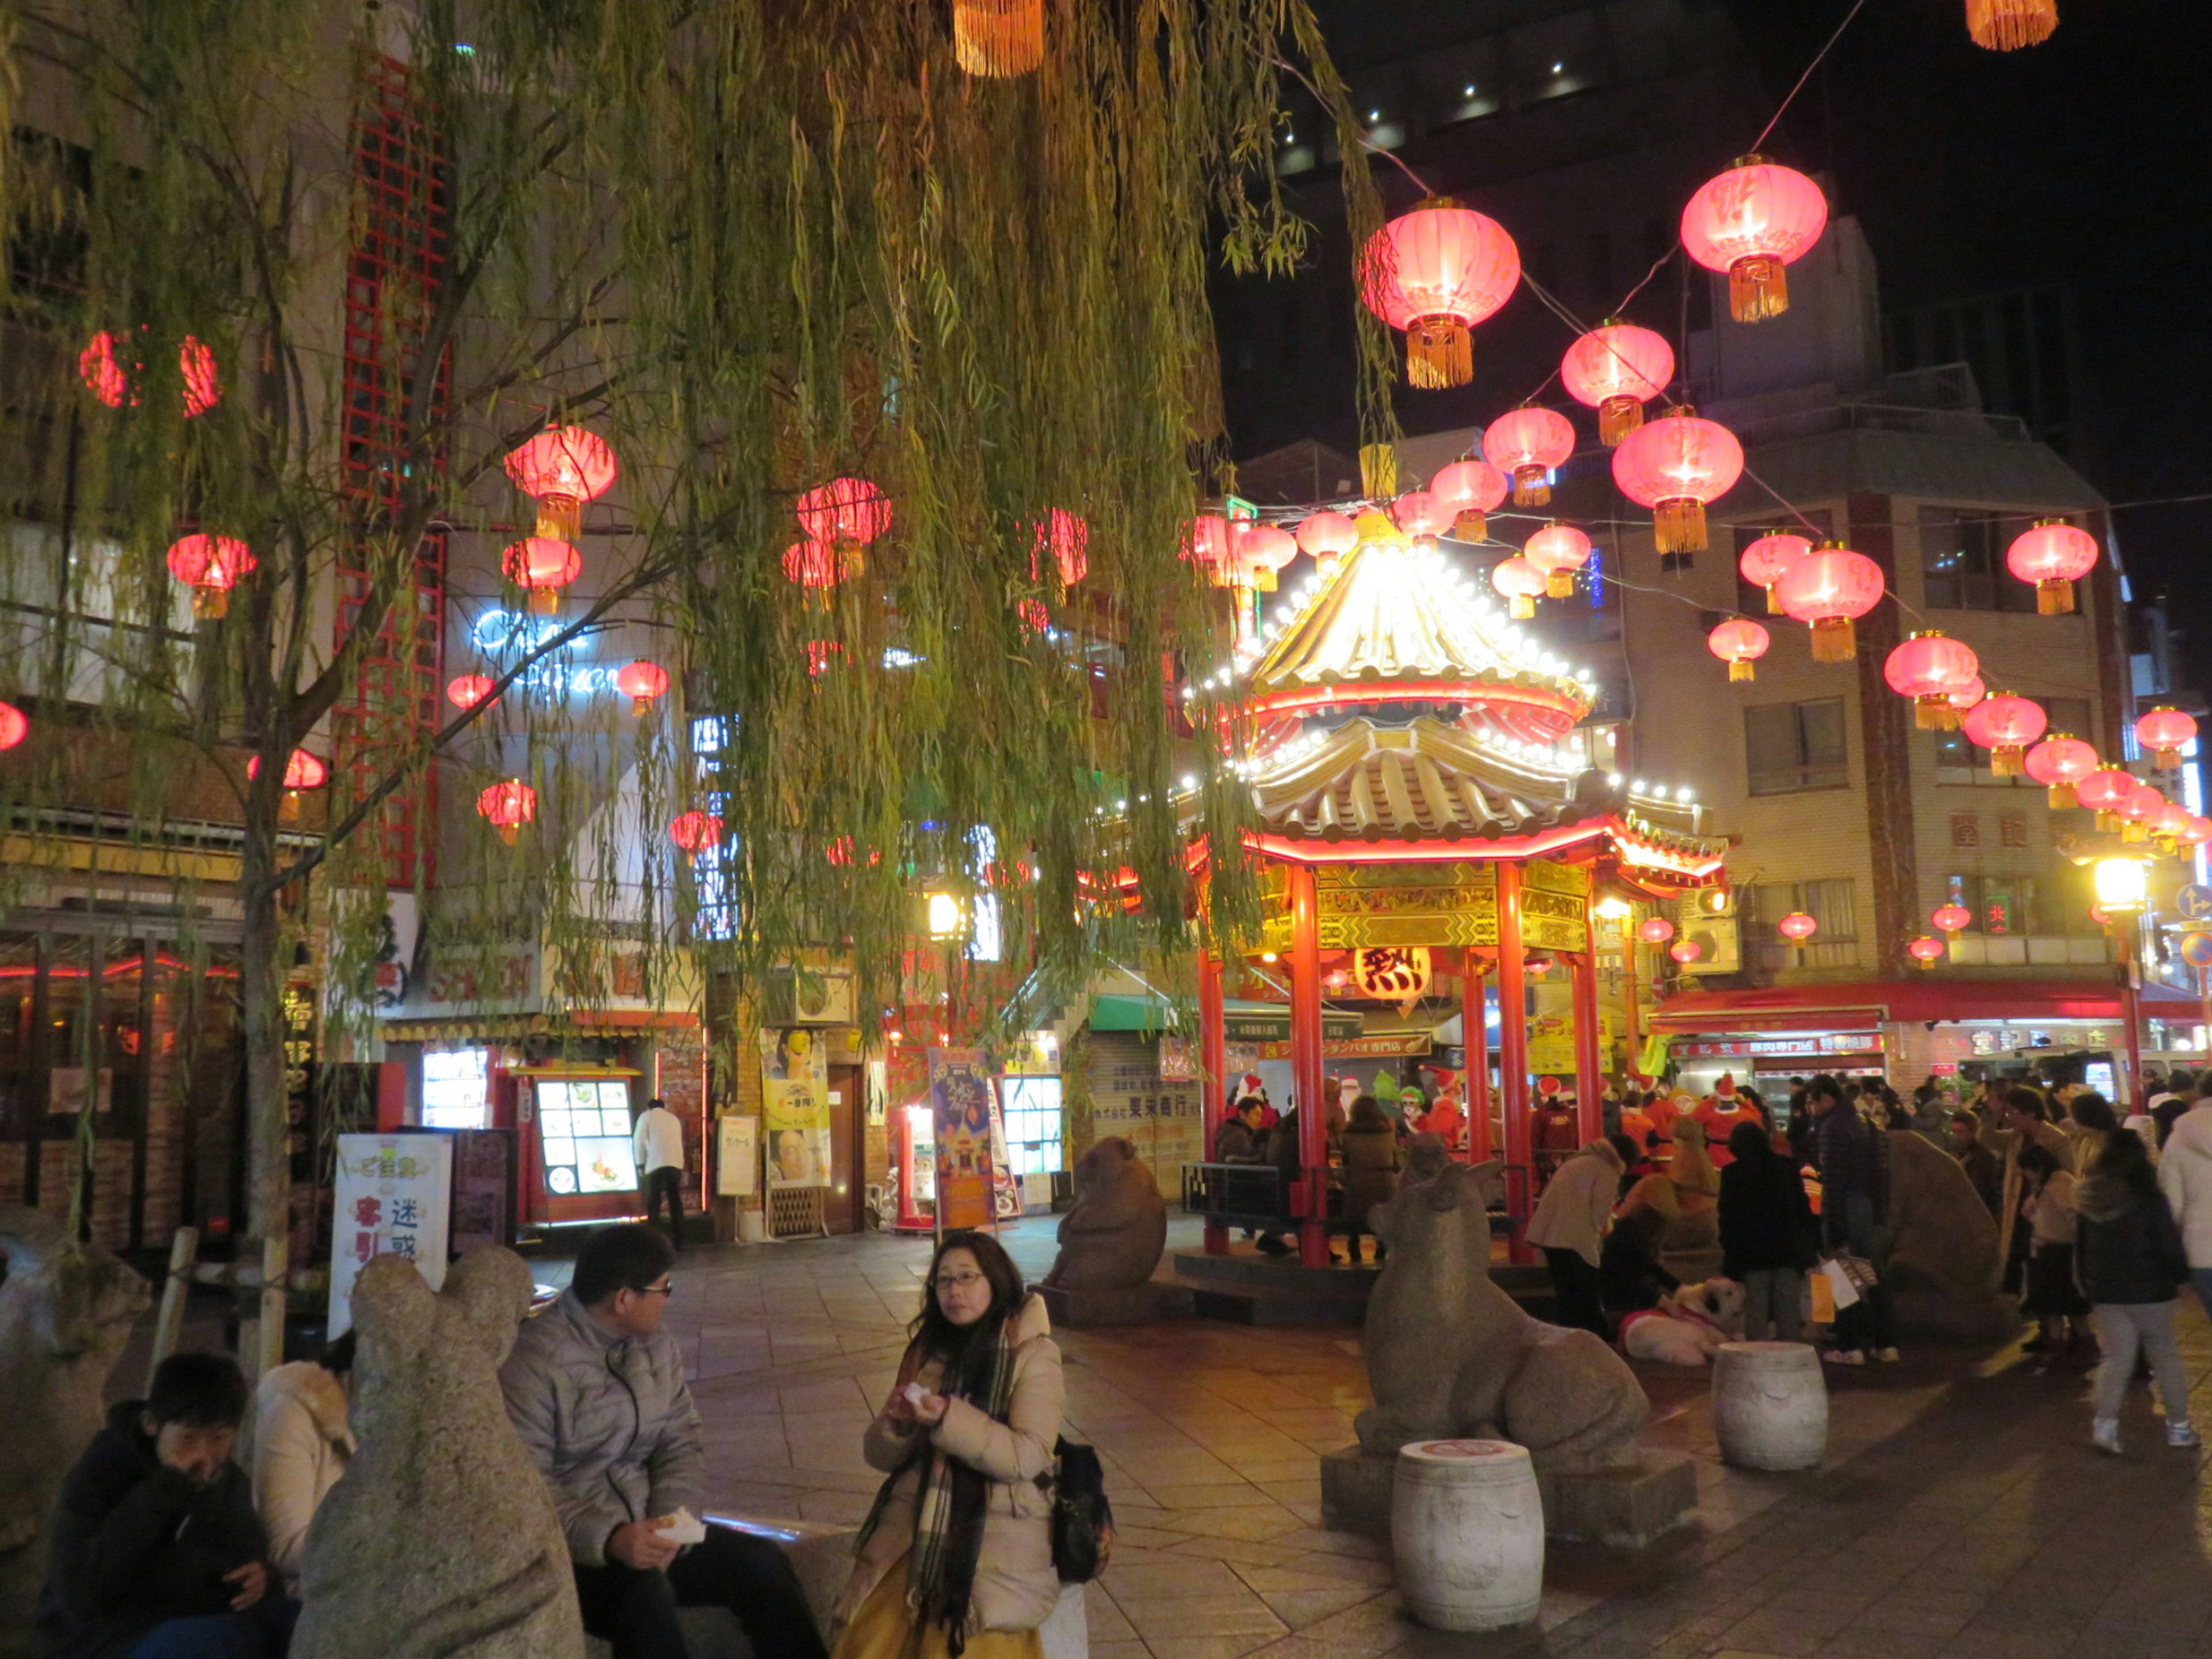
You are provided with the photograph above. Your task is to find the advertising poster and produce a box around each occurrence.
[761,1027,832,1189]
[330,1133,454,1336]
[986,1082,1024,1220]
[927,1047,997,1232]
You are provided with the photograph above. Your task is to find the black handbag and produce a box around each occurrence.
[1041,1436,1113,1583]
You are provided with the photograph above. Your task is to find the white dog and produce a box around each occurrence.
[1618,1277,1746,1366]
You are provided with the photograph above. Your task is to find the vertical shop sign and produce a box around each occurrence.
[986,1082,1023,1219]
[329,1132,453,1335]
[927,1047,997,1232]
[715,1114,759,1198]
[760,1028,832,1188]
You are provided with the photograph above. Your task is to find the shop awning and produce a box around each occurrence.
[1650,978,2198,1034]
[1088,994,1364,1041]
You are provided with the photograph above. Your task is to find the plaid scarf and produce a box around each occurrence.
[861,1318,1021,1656]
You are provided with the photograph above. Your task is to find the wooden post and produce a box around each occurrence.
[1463,950,1491,1163]
[1497,864,1532,1263]
[145,1225,199,1393]
[1198,948,1229,1256]
[1571,948,1603,1144]
[1288,863,1329,1268]
[256,1234,288,1379]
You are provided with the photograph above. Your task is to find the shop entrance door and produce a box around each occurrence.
[824,1062,863,1233]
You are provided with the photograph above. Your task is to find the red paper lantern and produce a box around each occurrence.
[1680,157,1829,323]
[447,673,498,711]
[1961,692,2047,776]
[502,536,582,615]
[797,477,893,556]
[1031,509,1089,587]
[1948,676,1987,713]
[1230,522,1300,591]
[1358,198,1521,389]
[246,749,327,790]
[179,338,221,418]
[2022,733,2096,808]
[476,779,536,845]
[1883,631,1980,730]
[1016,597,1049,633]
[1482,407,1575,507]
[2181,816,2212,849]
[2005,519,2097,615]
[1638,917,1676,944]
[952,0,1043,77]
[0,701,24,751]
[804,640,842,677]
[1560,321,1676,445]
[782,539,857,589]
[668,810,725,862]
[1907,935,1945,968]
[1490,556,1547,620]
[1669,939,1703,965]
[1523,524,1592,597]
[1707,617,1770,683]
[1778,911,1819,942]
[1429,457,1509,541]
[505,427,618,542]
[2120,780,2166,842]
[78,331,221,416]
[78,332,128,407]
[2137,706,2197,771]
[1774,543,1885,663]
[1737,531,1810,615]
[1183,514,1233,573]
[1932,903,1972,935]
[1293,510,1359,565]
[616,660,669,715]
[1966,0,2058,52]
[1610,406,1743,554]
[2154,800,2192,844]
[165,533,258,620]
[2076,767,2136,830]
[1392,490,1451,540]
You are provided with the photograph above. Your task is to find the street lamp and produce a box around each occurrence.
[2093,857,2150,1111]
[2092,856,2149,915]
[926,889,968,940]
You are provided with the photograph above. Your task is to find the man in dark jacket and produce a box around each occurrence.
[1806,1074,1899,1364]
[1718,1121,1816,1341]
[36,1353,292,1659]
[1213,1097,1267,1163]
[1949,1113,2003,1216]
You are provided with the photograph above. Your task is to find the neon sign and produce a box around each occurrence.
[467,608,626,699]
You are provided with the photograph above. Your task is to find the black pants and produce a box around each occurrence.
[643,1166,685,1246]
[573,1524,827,1659]
[1543,1247,1608,1338]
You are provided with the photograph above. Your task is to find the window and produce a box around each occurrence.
[1746,699,1849,794]
[1921,507,2043,612]
[998,1077,1065,1176]
[421,1048,490,1130]
[1941,872,2094,936]
[1744,880,1860,971]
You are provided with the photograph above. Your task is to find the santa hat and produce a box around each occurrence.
[1232,1073,1267,1104]
[1716,1071,1737,1097]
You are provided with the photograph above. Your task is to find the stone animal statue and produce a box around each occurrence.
[294,1248,582,1659]
[0,1209,150,1658]
[1357,1159,1647,1474]
[1043,1136,1167,1291]
[1882,1129,2001,1299]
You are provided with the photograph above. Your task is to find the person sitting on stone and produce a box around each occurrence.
[501,1224,825,1659]
[37,1351,293,1659]
[252,1328,357,1594]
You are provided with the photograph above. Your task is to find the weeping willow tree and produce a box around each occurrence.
[0,0,1395,1252]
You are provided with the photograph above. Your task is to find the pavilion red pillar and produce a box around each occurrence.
[1496,864,1532,1262]
[1571,946,1603,1145]
[1198,948,1229,1255]
[1287,863,1329,1266]
[1461,950,1491,1164]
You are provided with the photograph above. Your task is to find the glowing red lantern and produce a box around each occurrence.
[1932,903,1972,935]
[1482,407,1575,506]
[1778,912,1819,942]
[2023,733,2096,808]
[952,0,1043,77]
[1949,676,1987,713]
[1031,509,1089,587]
[247,748,328,820]
[668,810,725,863]
[1961,692,2047,776]
[1429,457,1509,541]
[2182,816,2212,849]
[1490,556,1547,620]
[502,536,582,614]
[165,533,258,620]
[447,673,498,712]
[476,779,536,846]
[1611,406,1743,554]
[797,478,893,561]
[804,640,842,677]
[1638,917,1676,944]
[616,660,669,715]
[1669,940,1703,965]
[1016,598,1049,633]
[2137,706,2197,771]
[1680,157,1829,323]
[1293,510,1359,566]
[2005,520,2097,615]
[1774,543,1885,664]
[2154,800,2191,844]
[2120,781,2166,842]
[1707,617,1770,683]
[1907,935,1945,969]
[78,331,220,416]
[0,701,24,751]
[179,338,220,417]
[783,540,855,589]
[1966,0,2057,52]
[1358,198,1521,389]
[1183,514,1233,573]
[1560,321,1676,445]
[1883,631,1980,730]
[78,332,128,407]
[1392,490,1450,540]
[1230,522,1300,591]
[1524,524,1592,597]
[505,427,618,543]
[2077,767,2136,830]
[1737,531,1810,615]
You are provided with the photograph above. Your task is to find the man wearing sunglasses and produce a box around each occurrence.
[501,1224,826,1659]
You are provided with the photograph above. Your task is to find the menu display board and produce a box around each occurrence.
[536,1078,638,1196]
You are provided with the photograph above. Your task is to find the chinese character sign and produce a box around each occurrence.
[329,1134,454,1336]
[927,1047,998,1232]
[760,1028,832,1190]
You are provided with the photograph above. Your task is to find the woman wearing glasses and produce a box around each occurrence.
[834,1230,1065,1659]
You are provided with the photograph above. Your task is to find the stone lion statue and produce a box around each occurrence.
[1043,1137,1168,1292]
[1357,1158,1646,1474]
[293,1248,582,1659]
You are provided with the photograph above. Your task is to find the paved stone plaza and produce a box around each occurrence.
[517,1218,2212,1659]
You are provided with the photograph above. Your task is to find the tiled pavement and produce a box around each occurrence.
[530,1218,2212,1659]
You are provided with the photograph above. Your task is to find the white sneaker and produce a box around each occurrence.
[2169,1421,2200,1449]
[2092,1418,2123,1455]
[1823,1348,1866,1366]
[1876,1347,1901,1363]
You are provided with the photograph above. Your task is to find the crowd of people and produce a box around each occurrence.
[33,1222,1061,1659]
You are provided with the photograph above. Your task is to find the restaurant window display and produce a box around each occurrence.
[535,1077,639,1197]
[421,1047,491,1129]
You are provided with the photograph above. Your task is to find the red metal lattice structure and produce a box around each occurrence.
[335,53,450,888]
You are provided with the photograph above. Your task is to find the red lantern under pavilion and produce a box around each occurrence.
[1293,510,1359,567]
[952,0,1043,77]
[1638,917,1676,944]
[2076,766,2137,831]
[2005,520,2097,615]
[502,536,582,615]
[1883,631,1980,730]
[1523,524,1592,597]
[0,701,24,751]
[1358,198,1521,389]
[1778,911,1819,942]
[1907,935,1945,969]
[1490,556,1547,620]
[1669,939,1703,965]
[616,660,669,716]
[1560,321,1676,445]
[1774,543,1885,664]
[165,533,258,620]
[2022,733,2096,808]
[1707,617,1770,683]
[1961,692,2047,776]
[1392,490,1450,540]
[2137,706,2197,771]
[1965,0,2058,52]
[1230,522,1299,592]
[1031,509,1089,587]
[1680,157,1829,323]
[1482,407,1575,506]
[668,810,725,863]
[1016,598,1049,634]
[1429,457,1509,541]
[505,427,618,544]
[1183,514,1233,574]
[447,673,498,712]
[477,779,536,846]
[1611,406,1743,554]
[1737,531,1810,615]
[1932,903,1972,935]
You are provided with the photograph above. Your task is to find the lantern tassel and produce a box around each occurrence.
[1763,584,1783,616]
[1728,255,1789,323]
[2122,820,2147,844]
[1992,745,2024,778]
[2096,811,2118,834]
[2036,576,2076,615]
[535,495,582,544]
[1810,616,1857,663]
[280,790,301,821]
[953,0,1044,77]
[1915,695,1961,732]
[1406,317,1473,390]
[2155,745,2182,770]
[192,586,229,620]
[1728,659,1755,683]
[1653,497,1707,554]
[1508,595,1536,620]
[527,586,560,616]
[498,824,520,847]
[1510,466,1550,508]
[1598,395,1643,446]
[2046,781,2077,809]
[1544,569,1576,599]
[1965,0,2058,52]
[1453,510,1488,543]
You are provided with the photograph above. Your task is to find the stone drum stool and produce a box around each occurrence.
[1711,1340,1828,1471]
[1391,1439,1544,1631]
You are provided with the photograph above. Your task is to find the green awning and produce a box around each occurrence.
[1088,995,1362,1041]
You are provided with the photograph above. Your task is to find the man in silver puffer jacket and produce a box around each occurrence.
[501,1224,827,1659]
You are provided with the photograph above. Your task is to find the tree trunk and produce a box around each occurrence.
[238,806,291,1252]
